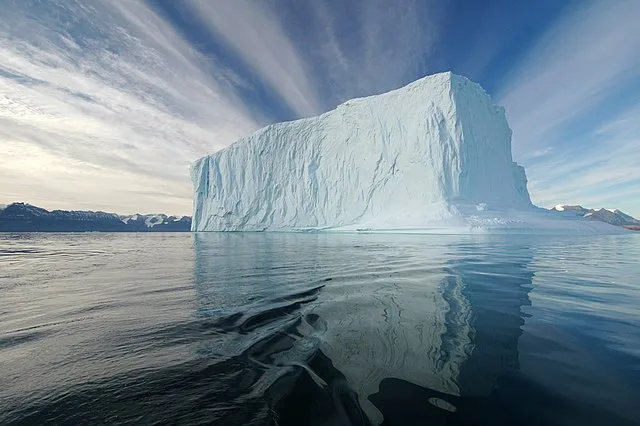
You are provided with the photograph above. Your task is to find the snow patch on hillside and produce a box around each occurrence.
[145,215,164,228]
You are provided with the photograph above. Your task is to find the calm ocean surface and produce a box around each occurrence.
[0,232,639,425]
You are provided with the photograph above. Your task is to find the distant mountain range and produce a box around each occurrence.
[0,203,191,232]
[0,201,637,233]
[551,205,640,230]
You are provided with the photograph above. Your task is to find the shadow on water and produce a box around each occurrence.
[2,233,637,425]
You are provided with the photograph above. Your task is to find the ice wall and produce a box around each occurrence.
[191,72,534,231]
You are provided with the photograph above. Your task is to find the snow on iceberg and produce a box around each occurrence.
[191,72,623,234]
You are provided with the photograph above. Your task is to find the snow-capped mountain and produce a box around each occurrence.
[0,203,191,232]
[551,205,640,229]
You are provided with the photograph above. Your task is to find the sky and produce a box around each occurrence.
[0,0,639,217]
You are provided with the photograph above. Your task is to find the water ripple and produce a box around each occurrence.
[0,233,638,425]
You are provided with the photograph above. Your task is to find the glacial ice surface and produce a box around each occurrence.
[191,72,623,234]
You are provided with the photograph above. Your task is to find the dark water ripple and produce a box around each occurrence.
[0,232,639,425]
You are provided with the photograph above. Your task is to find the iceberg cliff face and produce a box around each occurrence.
[192,72,533,232]
[191,72,619,233]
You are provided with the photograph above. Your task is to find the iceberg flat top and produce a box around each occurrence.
[191,72,624,234]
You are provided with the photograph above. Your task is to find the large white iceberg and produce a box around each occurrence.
[191,72,622,233]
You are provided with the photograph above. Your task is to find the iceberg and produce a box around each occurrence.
[191,72,623,233]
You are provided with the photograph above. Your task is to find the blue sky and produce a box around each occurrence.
[1,0,639,216]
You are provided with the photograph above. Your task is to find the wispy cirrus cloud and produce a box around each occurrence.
[496,0,640,216]
[308,0,437,104]
[186,0,437,114]
[0,0,258,215]
[525,105,640,214]
[498,0,640,156]
[185,0,322,118]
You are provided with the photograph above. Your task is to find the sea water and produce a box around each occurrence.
[1,232,638,425]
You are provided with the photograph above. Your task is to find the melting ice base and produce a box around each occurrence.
[191,73,623,234]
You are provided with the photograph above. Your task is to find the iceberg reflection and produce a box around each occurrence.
[192,233,535,425]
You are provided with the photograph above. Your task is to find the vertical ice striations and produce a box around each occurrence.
[191,72,532,231]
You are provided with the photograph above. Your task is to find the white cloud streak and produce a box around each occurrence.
[497,0,640,216]
[525,104,640,216]
[498,0,640,156]
[0,0,259,215]
[186,0,437,113]
[186,0,322,117]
